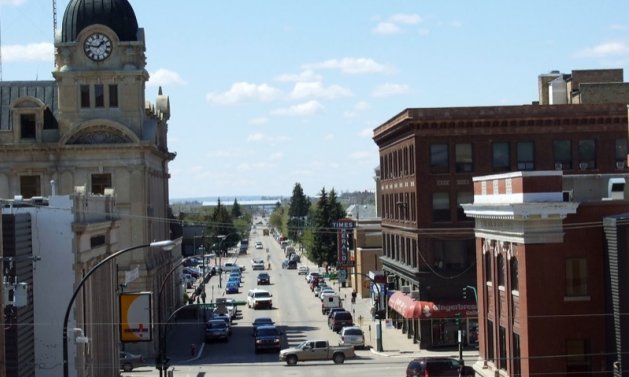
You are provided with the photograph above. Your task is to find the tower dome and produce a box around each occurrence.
[61,0,139,43]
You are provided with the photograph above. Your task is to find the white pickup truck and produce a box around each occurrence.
[279,340,355,365]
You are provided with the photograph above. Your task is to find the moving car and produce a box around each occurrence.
[254,324,281,353]
[279,340,355,365]
[405,357,464,377]
[339,326,365,349]
[257,272,271,285]
[251,258,265,270]
[205,319,229,342]
[120,351,145,372]
[212,313,232,335]
[255,241,263,249]
[252,316,274,334]
[247,289,273,309]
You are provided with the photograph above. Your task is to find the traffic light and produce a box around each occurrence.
[455,313,461,328]
[462,287,467,300]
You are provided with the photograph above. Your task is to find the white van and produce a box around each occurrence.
[321,294,342,314]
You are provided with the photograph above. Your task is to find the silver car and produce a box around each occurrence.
[339,326,365,349]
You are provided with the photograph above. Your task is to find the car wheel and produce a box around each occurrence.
[286,355,298,366]
[122,363,133,372]
[333,353,345,364]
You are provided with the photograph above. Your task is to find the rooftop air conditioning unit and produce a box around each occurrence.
[555,162,563,170]
[608,177,626,200]
[400,286,411,294]
[617,161,626,169]
[410,290,420,299]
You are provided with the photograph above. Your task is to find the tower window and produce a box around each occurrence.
[109,84,119,107]
[95,84,105,108]
[80,85,90,108]
[91,173,112,195]
[20,113,36,139]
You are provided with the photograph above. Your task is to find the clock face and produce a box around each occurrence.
[84,33,112,61]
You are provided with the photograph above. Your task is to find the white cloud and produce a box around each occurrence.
[289,81,352,99]
[249,117,269,125]
[2,43,53,62]
[269,152,283,161]
[275,69,322,82]
[206,82,282,105]
[290,169,314,177]
[372,83,411,97]
[350,151,373,160]
[324,133,334,140]
[148,68,186,87]
[354,101,370,111]
[575,41,629,58]
[359,128,373,138]
[271,100,324,116]
[246,132,290,143]
[373,22,400,35]
[448,20,463,28]
[390,14,422,25]
[374,13,422,35]
[609,24,629,31]
[0,0,26,5]
[304,58,387,74]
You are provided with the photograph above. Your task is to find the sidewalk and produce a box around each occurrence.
[297,251,480,363]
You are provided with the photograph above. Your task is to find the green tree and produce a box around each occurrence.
[287,183,310,241]
[230,198,242,218]
[205,198,238,254]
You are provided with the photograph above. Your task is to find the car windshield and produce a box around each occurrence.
[344,328,363,335]
[208,321,226,329]
[253,318,273,326]
[256,327,279,336]
[255,292,270,298]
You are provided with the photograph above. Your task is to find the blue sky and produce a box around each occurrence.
[2,1,629,199]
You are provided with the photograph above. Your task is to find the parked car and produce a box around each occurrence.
[405,357,464,377]
[298,265,309,275]
[321,295,343,314]
[257,272,271,285]
[327,307,347,319]
[319,288,336,300]
[254,324,281,353]
[306,272,321,283]
[119,351,145,372]
[339,326,365,349]
[211,313,232,335]
[225,281,239,294]
[328,311,354,332]
[252,316,275,334]
[181,273,195,289]
[205,319,229,342]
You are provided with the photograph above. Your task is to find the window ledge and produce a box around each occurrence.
[564,296,590,302]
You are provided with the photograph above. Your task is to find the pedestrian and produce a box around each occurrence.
[201,291,206,304]
[190,343,196,357]
[351,290,357,304]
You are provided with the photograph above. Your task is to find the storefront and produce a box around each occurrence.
[388,291,477,349]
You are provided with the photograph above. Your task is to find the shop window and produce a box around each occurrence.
[20,113,36,139]
[430,144,449,174]
[577,139,596,170]
[91,173,112,195]
[20,175,41,198]
[109,84,119,108]
[553,140,572,170]
[457,191,473,221]
[94,84,105,107]
[517,141,535,170]
[80,85,90,108]
[566,258,588,297]
[492,142,510,172]
[615,139,627,169]
[455,143,473,173]
[432,192,450,222]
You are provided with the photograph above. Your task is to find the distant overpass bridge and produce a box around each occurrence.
[201,199,281,209]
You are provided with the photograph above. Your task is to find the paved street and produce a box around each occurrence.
[122,225,478,376]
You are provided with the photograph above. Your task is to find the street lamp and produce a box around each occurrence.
[62,239,178,377]
[216,235,227,288]
[353,272,385,352]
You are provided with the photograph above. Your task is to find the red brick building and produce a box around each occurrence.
[373,69,629,349]
[463,171,629,377]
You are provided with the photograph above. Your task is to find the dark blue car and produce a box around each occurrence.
[226,281,239,294]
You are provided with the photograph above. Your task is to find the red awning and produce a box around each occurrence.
[388,291,436,319]
[388,291,477,319]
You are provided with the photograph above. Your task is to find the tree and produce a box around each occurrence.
[287,183,310,241]
[206,198,238,254]
[230,198,242,219]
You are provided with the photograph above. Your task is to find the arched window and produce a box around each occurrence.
[510,257,519,291]
[498,254,505,287]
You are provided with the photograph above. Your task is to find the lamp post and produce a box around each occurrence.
[156,256,194,376]
[216,235,227,288]
[353,272,384,352]
[62,240,178,377]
